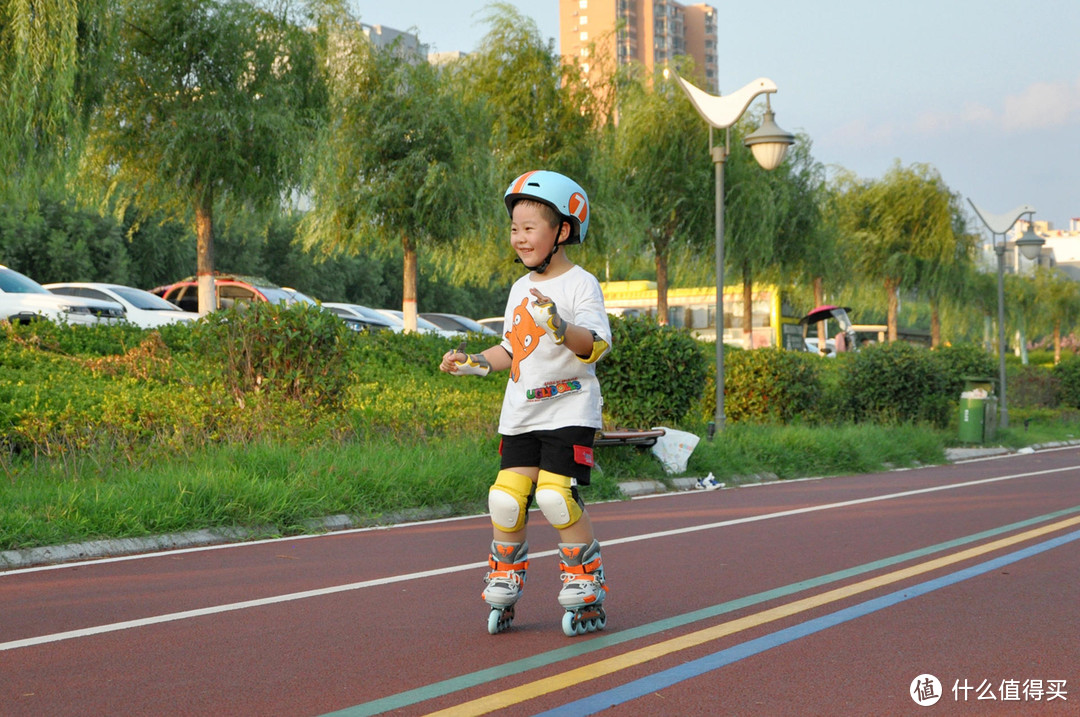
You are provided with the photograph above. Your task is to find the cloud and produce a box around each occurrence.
[837,76,1080,145]
[1001,78,1080,131]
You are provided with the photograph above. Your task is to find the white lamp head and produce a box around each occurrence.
[1015,218,1045,261]
[743,96,795,170]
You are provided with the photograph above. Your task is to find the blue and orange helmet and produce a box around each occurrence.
[503,170,590,245]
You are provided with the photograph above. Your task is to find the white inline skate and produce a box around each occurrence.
[557,540,608,637]
[483,541,529,634]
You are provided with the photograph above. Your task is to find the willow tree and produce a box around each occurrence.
[831,162,958,341]
[80,0,325,313]
[442,3,599,286]
[914,191,978,347]
[724,123,821,346]
[602,68,711,323]
[1034,267,1080,363]
[302,23,489,331]
[1,0,113,203]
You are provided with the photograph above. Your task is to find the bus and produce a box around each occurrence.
[600,280,807,350]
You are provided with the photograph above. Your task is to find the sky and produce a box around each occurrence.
[350,1,1080,235]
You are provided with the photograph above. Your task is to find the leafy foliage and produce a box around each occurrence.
[724,348,821,424]
[931,342,996,398]
[195,302,355,407]
[1052,355,1080,409]
[596,315,708,427]
[846,342,950,426]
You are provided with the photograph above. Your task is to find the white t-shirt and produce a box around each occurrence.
[497,265,612,435]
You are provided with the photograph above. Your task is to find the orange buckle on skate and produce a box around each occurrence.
[488,557,530,572]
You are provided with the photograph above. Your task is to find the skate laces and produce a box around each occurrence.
[486,569,526,587]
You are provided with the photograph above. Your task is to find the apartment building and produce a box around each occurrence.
[1004,218,1080,278]
[559,0,718,92]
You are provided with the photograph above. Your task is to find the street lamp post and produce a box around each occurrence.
[676,75,795,430]
[968,200,1044,430]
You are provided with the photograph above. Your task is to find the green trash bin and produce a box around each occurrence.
[958,397,986,443]
[959,376,997,443]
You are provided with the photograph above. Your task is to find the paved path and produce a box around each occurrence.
[3,447,1079,715]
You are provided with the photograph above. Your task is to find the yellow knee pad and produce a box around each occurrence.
[535,470,583,530]
[488,470,533,532]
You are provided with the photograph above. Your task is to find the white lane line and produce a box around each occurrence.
[3,464,1078,652]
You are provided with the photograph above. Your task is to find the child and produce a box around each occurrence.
[439,170,612,636]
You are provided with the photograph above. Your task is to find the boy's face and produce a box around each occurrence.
[510,202,567,266]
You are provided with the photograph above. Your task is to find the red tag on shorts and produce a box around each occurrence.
[574,444,594,467]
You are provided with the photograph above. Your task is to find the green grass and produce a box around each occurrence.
[8,416,1075,553]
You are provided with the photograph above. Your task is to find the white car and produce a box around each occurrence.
[321,302,398,332]
[374,309,457,337]
[45,282,199,329]
[0,265,124,326]
[476,316,505,336]
[420,312,498,336]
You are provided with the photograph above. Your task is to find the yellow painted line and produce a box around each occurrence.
[427,513,1080,716]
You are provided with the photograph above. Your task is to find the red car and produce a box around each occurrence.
[151,274,316,313]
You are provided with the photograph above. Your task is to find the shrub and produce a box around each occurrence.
[597,315,708,428]
[724,348,821,424]
[1009,364,1059,409]
[931,343,996,398]
[1052,355,1080,408]
[846,342,949,426]
[194,302,356,407]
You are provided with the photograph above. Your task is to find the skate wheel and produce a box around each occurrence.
[561,611,576,637]
[488,609,502,635]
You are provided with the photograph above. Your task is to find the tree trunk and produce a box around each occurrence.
[813,276,825,355]
[655,245,669,326]
[742,262,753,349]
[194,190,216,314]
[402,235,418,333]
[930,298,941,349]
[885,276,899,342]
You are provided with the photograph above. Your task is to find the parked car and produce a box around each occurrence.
[45,282,199,329]
[374,309,457,338]
[321,302,398,332]
[151,273,318,313]
[0,265,125,326]
[476,316,505,336]
[420,312,498,336]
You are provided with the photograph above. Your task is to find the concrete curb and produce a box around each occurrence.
[4,442,1076,572]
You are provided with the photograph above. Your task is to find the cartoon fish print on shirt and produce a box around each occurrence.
[507,297,546,382]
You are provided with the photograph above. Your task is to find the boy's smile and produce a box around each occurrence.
[510,202,561,265]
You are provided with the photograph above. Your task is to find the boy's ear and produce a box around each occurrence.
[559,221,571,242]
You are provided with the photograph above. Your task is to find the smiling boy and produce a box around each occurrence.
[438,170,613,636]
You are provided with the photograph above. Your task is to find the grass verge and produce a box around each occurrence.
[4,414,1077,553]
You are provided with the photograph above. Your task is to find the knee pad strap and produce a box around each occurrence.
[489,470,533,532]
[535,470,583,530]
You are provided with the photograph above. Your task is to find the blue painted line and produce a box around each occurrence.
[536,528,1080,717]
[329,506,1080,716]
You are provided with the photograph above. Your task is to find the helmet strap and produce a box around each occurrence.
[516,244,560,274]
[514,220,570,274]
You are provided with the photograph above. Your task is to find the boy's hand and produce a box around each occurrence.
[441,342,491,376]
[528,288,567,345]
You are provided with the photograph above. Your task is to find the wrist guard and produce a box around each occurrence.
[451,353,491,376]
[529,298,567,345]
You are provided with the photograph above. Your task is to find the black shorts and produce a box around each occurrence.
[499,426,597,485]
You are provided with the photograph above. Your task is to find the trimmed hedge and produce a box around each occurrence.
[596,315,708,428]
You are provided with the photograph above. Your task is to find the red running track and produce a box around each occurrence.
[3,447,1080,716]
